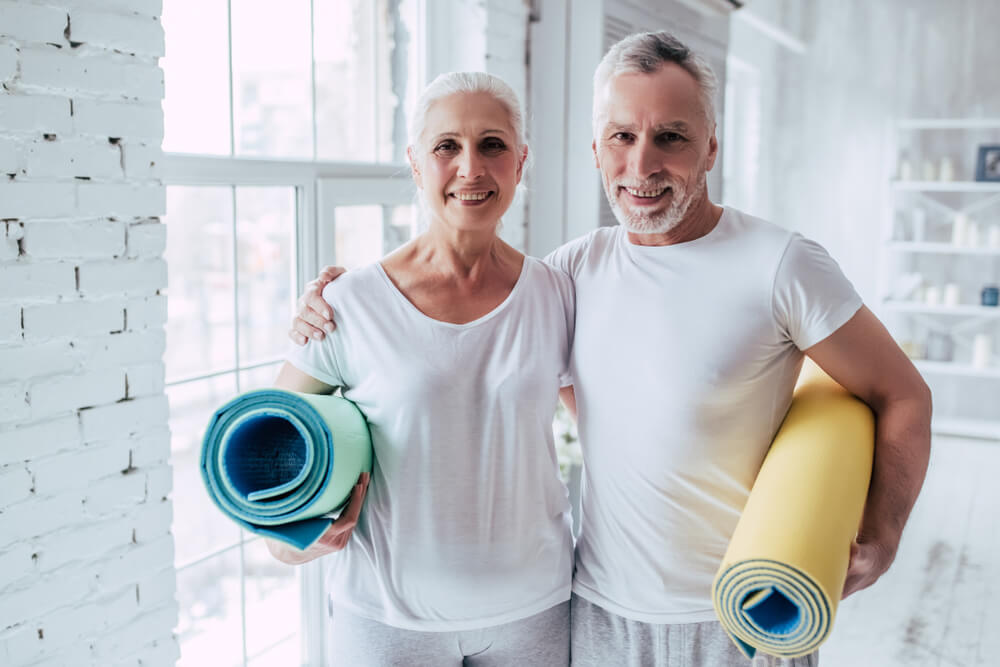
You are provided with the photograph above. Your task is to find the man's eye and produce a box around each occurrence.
[660,132,686,143]
[612,132,633,142]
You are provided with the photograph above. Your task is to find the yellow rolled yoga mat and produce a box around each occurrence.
[712,361,875,659]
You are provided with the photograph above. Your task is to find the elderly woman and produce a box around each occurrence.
[267,72,575,666]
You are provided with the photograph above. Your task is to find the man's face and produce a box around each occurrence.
[593,64,718,234]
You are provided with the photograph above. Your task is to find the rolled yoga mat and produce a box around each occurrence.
[712,361,875,659]
[200,389,373,550]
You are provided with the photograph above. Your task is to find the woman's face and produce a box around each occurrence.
[410,92,526,234]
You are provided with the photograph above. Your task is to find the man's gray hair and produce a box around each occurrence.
[592,31,718,136]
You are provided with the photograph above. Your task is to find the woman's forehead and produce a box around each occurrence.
[424,92,516,137]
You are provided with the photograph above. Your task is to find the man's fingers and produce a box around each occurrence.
[290,313,327,342]
[319,265,347,282]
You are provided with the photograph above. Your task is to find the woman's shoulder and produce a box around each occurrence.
[320,262,388,307]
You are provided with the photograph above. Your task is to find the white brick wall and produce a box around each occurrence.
[0,1,176,664]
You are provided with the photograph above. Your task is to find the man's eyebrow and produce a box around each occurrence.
[605,122,637,134]
[654,121,693,133]
[604,121,693,134]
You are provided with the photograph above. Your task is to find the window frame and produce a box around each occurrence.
[161,1,424,663]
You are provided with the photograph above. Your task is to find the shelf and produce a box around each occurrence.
[931,416,1000,441]
[891,181,1000,192]
[914,360,1000,379]
[886,241,1000,256]
[883,302,1000,317]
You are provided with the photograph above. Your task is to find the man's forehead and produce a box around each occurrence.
[596,69,705,130]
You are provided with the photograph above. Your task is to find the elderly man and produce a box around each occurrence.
[291,31,930,666]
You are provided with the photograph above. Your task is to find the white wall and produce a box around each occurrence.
[729,0,1000,304]
[0,1,178,664]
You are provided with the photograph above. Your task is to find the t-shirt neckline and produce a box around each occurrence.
[622,206,731,253]
[375,256,530,329]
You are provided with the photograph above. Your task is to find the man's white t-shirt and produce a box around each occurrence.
[286,257,575,631]
[546,207,863,624]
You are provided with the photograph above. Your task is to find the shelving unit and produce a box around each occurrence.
[880,119,1000,440]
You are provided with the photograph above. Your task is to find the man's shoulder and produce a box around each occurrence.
[544,226,621,273]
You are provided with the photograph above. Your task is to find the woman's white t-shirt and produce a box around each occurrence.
[286,256,575,631]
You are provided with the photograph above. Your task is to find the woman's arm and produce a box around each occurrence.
[265,472,370,565]
[265,362,370,565]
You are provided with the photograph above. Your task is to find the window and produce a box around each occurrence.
[160,2,420,664]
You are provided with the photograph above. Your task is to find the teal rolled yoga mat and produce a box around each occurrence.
[200,389,372,550]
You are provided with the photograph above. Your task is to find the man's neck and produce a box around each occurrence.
[626,197,724,247]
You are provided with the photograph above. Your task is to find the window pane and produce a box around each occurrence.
[162,0,231,155]
[315,0,418,162]
[165,187,237,382]
[333,205,385,270]
[168,376,242,566]
[176,549,244,667]
[236,187,297,367]
[231,0,313,158]
[239,363,283,393]
[244,539,301,663]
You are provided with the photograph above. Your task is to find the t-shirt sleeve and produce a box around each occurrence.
[555,269,576,388]
[771,233,864,350]
[284,285,346,387]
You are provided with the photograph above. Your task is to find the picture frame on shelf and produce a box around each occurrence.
[975,144,1000,182]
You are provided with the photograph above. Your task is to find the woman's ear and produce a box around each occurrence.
[515,144,528,184]
[407,146,422,188]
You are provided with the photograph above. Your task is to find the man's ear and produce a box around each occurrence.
[705,133,719,172]
[407,146,422,187]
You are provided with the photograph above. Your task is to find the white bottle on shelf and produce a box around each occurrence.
[967,222,981,248]
[988,225,1000,249]
[944,283,961,306]
[952,213,968,246]
[939,156,955,182]
[972,334,993,369]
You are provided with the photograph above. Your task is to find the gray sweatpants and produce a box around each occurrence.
[570,594,819,667]
[327,601,571,666]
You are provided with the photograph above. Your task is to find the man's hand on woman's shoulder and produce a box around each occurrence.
[289,265,346,345]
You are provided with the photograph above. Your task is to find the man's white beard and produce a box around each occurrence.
[604,171,706,235]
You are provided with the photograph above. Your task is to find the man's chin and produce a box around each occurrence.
[616,210,680,235]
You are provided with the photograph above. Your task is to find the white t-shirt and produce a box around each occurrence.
[545,207,863,624]
[286,256,576,631]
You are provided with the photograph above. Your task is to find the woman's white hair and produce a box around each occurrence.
[407,71,529,230]
[592,31,718,136]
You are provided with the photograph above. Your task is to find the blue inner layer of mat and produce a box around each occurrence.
[744,587,800,636]
[223,415,307,499]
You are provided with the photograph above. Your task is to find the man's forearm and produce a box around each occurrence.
[859,391,932,553]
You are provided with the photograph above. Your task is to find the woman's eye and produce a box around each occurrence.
[481,138,506,152]
[434,141,458,154]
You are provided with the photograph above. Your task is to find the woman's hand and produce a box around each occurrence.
[288,265,346,345]
[265,472,371,565]
[315,471,371,551]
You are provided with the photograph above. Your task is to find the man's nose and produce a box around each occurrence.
[628,141,661,181]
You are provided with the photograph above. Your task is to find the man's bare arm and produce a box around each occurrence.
[804,305,932,597]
